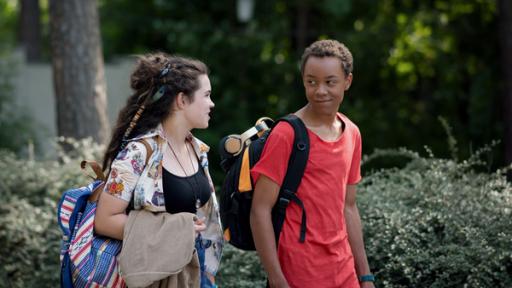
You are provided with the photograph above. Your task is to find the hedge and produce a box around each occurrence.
[0,140,510,287]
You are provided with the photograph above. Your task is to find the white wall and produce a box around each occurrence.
[10,50,135,153]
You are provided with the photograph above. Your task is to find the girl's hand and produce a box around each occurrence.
[194,217,207,234]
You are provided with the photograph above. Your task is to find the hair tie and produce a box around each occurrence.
[120,105,145,149]
[152,86,166,102]
[159,63,171,78]
[151,63,172,102]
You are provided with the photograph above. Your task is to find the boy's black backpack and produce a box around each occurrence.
[218,114,309,250]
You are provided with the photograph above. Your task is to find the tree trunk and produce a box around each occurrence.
[499,0,512,178]
[49,0,109,144]
[20,0,42,62]
[296,1,309,54]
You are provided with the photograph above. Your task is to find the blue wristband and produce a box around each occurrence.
[359,274,375,282]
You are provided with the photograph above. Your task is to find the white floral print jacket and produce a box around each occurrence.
[103,124,223,275]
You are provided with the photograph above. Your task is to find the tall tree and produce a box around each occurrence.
[500,0,512,176]
[49,0,109,144]
[19,0,41,62]
[295,1,309,54]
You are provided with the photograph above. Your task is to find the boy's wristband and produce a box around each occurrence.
[359,274,375,282]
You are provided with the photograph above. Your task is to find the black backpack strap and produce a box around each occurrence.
[272,114,309,244]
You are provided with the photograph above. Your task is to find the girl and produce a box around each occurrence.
[95,52,223,287]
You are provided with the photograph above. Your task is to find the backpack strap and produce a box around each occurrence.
[82,161,106,202]
[271,114,310,244]
[81,160,106,181]
[138,138,154,165]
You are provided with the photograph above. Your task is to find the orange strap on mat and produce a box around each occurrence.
[238,148,252,192]
[223,228,231,241]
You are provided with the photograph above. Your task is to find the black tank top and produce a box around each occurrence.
[162,165,211,214]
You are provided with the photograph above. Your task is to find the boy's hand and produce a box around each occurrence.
[268,276,289,288]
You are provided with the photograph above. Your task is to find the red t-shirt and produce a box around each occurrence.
[251,113,362,288]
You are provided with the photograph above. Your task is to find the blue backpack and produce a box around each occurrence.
[57,162,125,288]
[58,140,152,288]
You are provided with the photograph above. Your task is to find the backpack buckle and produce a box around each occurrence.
[278,197,290,206]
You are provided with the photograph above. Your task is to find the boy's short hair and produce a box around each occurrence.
[300,39,353,77]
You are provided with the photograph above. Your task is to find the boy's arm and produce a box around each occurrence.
[250,175,289,288]
[345,184,375,288]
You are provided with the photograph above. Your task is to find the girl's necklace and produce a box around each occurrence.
[167,141,201,210]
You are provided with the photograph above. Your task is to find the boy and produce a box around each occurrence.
[250,40,375,288]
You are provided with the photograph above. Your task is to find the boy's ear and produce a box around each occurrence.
[345,73,353,91]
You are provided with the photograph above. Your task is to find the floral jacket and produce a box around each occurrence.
[103,124,223,275]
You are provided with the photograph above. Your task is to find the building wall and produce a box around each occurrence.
[11,50,134,153]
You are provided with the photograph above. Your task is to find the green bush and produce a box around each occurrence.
[0,140,510,287]
[0,138,102,288]
[216,246,266,288]
[359,146,512,287]
[0,196,60,287]
[216,145,512,287]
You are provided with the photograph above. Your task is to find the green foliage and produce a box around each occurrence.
[0,138,102,288]
[359,146,512,287]
[335,0,500,160]
[0,0,17,51]
[0,138,510,287]
[98,0,504,174]
[0,197,60,287]
[216,246,266,288]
